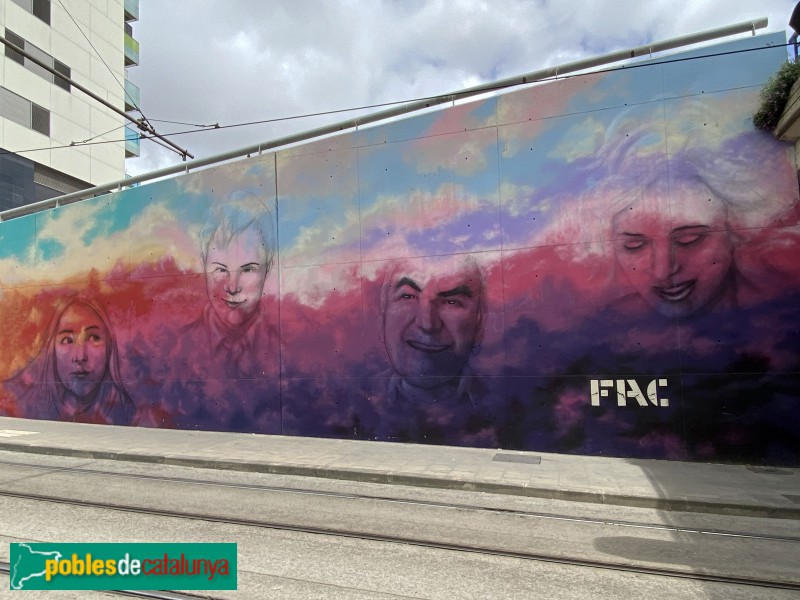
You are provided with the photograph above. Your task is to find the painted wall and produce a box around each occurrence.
[1,33,798,465]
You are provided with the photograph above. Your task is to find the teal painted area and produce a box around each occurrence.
[469,96,497,124]
[32,194,130,251]
[37,238,64,261]
[127,177,180,223]
[125,155,279,239]
[82,195,130,245]
[276,200,359,258]
[126,176,209,231]
[278,194,356,241]
[358,132,499,207]
[567,65,664,115]
[661,32,788,98]
[0,213,35,261]
[276,148,359,258]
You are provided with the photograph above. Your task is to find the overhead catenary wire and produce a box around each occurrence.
[74,123,130,145]
[131,35,793,140]
[0,34,193,160]
[2,31,784,160]
[0,17,771,221]
[55,0,143,116]
[146,135,186,156]
[147,119,221,128]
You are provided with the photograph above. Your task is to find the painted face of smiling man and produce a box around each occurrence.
[612,177,734,318]
[204,226,271,331]
[381,256,484,389]
[54,302,110,399]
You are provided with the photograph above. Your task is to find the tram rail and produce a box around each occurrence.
[0,456,796,544]
[0,487,798,592]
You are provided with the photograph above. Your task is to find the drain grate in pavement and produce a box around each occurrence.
[785,495,800,505]
[493,453,541,465]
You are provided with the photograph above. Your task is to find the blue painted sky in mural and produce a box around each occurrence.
[0,213,35,262]
[80,198,130,246]
[257,31,794,262]
[658,32,787,97]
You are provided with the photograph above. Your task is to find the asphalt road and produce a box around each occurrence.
[1,451,798,599]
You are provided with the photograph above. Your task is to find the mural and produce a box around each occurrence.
[1,32,798,465]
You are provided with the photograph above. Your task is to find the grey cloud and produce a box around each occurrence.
[125,0,793,176]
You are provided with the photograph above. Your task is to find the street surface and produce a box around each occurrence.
[1,450,798,599]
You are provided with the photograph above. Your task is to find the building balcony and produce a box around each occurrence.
[776,78,800,144]
[124,0,139,22]
[124,32,139,67]
[125,125,140,158]
[124,78,140,112]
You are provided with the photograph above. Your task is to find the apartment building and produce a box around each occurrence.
[0,0,140,211]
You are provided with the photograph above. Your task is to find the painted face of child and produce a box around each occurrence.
[205,227,270,330]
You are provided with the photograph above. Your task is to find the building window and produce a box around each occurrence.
[9,0,51,25]
[0,86,51,136]
[31,104,50,135]
[53,60,70,91]
[4,28,71,91]
[4,30,25,63]
[32,0,50,23]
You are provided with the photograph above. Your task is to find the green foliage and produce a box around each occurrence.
[753,60,800,131]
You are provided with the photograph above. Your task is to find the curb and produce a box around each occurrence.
[2,441,798,520]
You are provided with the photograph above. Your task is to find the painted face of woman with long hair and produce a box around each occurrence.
[54,303,110,398]
[612,177,734,318]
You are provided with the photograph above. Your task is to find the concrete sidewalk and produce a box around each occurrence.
[0,416,798,519]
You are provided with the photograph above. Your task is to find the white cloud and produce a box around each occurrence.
[500,182,550,219]
[126,1,793,179]
[279,181,494,266]
[128,202,199,270]
[549,116,606,163]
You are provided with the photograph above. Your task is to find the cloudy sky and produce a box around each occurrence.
[125,0,797,176]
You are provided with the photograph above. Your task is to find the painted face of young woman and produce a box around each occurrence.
[54,303,109,398]
[612,180,733,318]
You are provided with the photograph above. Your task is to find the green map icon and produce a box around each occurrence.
[10,543,63,590]
[8,542,237,590]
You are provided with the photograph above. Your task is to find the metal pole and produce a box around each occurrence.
[0,17,769,221]
[0,35,194,161]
